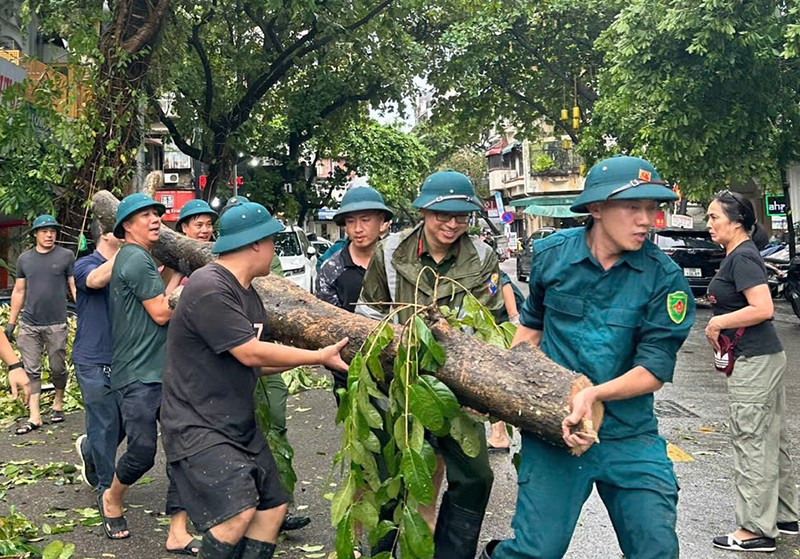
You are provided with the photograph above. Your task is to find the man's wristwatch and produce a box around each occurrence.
[7,361,23,371]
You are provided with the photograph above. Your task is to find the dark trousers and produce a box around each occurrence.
[115,380,182,514]
[74,363,122,490]
[432,426,493,559]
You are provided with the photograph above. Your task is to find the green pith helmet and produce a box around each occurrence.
[333,186,393,225]
[30,214,61,236]
[113,193,166,239]
[212,201,285,254]
[412,170,483,213]
[570,155,677,213]
[177,199,218,230]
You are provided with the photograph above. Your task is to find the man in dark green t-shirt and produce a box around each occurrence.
[98,193,194,554]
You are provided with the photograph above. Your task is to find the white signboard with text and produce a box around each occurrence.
[671,214,693,229]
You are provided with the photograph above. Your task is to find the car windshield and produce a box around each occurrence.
[274,231,301,256]
[654,232,720,250]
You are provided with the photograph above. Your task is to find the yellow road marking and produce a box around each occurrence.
[667,442,694,462]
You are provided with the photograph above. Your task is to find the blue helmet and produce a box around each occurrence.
[413,170,483,213]
[114,193,166,239]
[212,202,284,254]
[570,155,677,213]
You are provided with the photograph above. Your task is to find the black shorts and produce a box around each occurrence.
[169,443,288,532]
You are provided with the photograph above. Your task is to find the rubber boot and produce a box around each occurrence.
[433,496,484,559]
[371,527,398,556]
[480,540,501,559]
[236,537,277,559]
[198,531,244,559]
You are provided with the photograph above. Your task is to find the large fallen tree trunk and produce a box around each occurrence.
[92,190,602,448]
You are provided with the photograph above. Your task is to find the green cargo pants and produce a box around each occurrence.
[728,351,798,538]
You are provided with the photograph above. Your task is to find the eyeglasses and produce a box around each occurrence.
[433,212,470,224]
[609,178,671,198]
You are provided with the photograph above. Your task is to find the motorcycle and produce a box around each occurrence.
[765,261,786,300]
[784,256,800,320]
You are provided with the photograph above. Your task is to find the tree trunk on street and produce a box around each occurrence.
[92,189,602,448]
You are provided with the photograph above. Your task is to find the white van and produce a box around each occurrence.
[274,225,317,292]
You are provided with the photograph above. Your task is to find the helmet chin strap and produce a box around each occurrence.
[419,195,476,209]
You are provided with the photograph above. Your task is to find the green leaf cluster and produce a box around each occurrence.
[427,0,620,145]
[0,506,41,557]
[332,301,493,558]
[254,378,297,498]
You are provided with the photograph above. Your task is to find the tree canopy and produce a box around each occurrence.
[150,0,438,220]
[426,0,622,145]
[581,0,800,199]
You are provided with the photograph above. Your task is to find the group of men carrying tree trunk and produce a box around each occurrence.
[314,156,693,559]
[3,154,694,559]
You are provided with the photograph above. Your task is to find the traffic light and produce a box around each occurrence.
[198,175,208,190]
[236,175,244,186]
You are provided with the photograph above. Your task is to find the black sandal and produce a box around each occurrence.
[50,410,65,423]
[97,491,130,540]
[14,421,41,436]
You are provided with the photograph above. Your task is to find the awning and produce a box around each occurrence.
[486,139,507,156]
[501,141,521,155]
[509,194,584,218]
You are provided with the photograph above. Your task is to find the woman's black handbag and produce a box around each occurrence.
[714,327,746,376]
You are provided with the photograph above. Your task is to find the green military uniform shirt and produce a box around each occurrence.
[519,227,695,440]
[358,223,503,324]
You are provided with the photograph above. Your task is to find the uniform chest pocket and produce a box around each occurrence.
[606,308,641,330]
[543,291,584,319]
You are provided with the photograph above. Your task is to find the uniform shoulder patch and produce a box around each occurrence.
[486,272,499,295]
[667,291,688,324]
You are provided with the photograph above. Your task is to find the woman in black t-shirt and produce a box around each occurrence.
[705,191,798,553]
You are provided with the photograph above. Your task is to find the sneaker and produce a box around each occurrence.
[75,434,99,489]
[778,521,799,535]
[713,533,776,552]
[280,512,311,532]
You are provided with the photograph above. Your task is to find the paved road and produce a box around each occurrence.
[1,257,799,558]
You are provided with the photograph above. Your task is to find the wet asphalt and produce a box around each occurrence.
[1,257,799,559]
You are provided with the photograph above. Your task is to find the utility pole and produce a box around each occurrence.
[781,167,797,259]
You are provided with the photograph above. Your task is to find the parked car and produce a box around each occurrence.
[310,237,333,256]
[649,228,725,296]
[516,227,558,281]
[274,226,317,292]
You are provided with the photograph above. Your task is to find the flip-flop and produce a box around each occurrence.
[14,421,41,436]
[50,410,65,423]
[487,445,510,454]
[166,540,200,556]
[97,491,130,539]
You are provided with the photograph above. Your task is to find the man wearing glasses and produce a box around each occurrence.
[357,170,503,559]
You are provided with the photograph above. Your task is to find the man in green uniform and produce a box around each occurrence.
[488,155,695,559]
[357,170,503,559]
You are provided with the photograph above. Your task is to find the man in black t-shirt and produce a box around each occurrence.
[161,202,348,559]
[6,214,76,434]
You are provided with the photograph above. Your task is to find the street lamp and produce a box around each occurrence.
[233,151,244,197]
